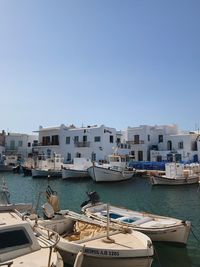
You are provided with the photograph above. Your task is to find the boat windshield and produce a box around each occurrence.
[0,228,31,251]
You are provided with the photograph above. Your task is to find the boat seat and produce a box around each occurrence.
[131,217,153,226]
[116,216,153,225]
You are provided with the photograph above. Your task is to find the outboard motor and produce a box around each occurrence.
[80,191,100,208]
[87,191,100,204]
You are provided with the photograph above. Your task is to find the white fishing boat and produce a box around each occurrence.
[62,158,92,179]
[32,186,154,267]
[32,154,64,178]
[87,154,135,182]
[150,162,199,185]
[81,192,191,245]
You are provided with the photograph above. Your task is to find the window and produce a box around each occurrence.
[10,140,15,149]
[18,140,23,147]
[91,152,96,161]
[76,152,81,158]
[33,140,38,147]
[131,151,135,156]
[83,135,87,142]
[74,136,79,143]
[0,229,30,250]
[66,136,70,144]
[67,153,71,161]
[178,141,184,149]
[110,135,114,143]
[138,151,143,161]
[27,142,31,147]
[134,135,139,144]
[116,138,120,143]
[94,136,101,142]
[148,135,150,141]
[42,136,50,146]
[167,140,172,150]
[158,135,163,143]
[52,135,59,145]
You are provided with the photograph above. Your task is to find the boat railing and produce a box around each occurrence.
[33,224,60,248]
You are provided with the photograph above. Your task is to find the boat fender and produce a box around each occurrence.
[42,202,55,219]
[73,247,85,267]
[147,240,153,248]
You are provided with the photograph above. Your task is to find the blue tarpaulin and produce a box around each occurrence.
[128,161,165,170]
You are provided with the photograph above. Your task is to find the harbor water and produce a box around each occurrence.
[1,172,200,267]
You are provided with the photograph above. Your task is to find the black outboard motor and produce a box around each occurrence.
[87,191,100,204]
[80,191,100,208]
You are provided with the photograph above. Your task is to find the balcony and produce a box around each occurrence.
[38,142,59,146]
[74,141,90,147]
[127,140,145,145]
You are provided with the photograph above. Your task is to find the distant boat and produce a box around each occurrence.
[81,192,191,245]
[150,162,199,185]
[32,154,64,178]
[87,154,135,182]
[62,158,92,179]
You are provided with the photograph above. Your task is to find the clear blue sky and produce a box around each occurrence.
[0,0,200,134]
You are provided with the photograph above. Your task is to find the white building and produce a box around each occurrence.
[33,123,200,164]
[34,124,130,162]
[121,124,179,161]
[5,133,38,161]
[150,131,199,163]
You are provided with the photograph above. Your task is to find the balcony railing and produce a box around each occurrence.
[37,142,59,146]
[74,141,90,147]
[127,140,145,145]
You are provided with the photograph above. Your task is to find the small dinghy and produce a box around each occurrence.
[81,192,191,245]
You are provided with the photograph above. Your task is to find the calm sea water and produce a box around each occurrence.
[1,172,200,267]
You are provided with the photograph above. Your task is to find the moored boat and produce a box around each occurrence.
[32,154,64,178]
[87,154,135,182]
[32,168,62,178]
[87,164,134,182]
[62,158,92,179]
[81,192,191,245]
[31,186,154,267]
[150,162,199,185]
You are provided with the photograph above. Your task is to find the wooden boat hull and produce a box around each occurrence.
[56,231,153,267]
[150,175,199,185]
[58,248,153,267]
[82,203,191,245]
[87,165,134,182]
[37,211,153,267]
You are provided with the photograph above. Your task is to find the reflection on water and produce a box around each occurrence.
[1,173,200,267]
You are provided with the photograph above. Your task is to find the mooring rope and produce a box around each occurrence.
[153,245,162,267]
